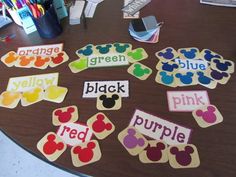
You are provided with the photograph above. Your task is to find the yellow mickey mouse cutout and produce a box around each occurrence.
[44,85,68,103]
[0,91,21,109]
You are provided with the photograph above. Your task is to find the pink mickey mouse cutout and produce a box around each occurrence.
[37,132,67,162]
[118,126,148,156]
[87,112,115,140]
[52,105,79,126]
[192,104,223,128]
[167,144,200,169]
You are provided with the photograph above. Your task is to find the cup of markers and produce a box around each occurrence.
[26,0,62,39]
[1,0,26,26]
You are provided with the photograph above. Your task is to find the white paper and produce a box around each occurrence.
[129,109,192,145]
[83,80,129,98]
[17,43,63,56]
[57,123,93,146]
[200,0,236,7]
[167,90,210,112]
[7,73,59,92]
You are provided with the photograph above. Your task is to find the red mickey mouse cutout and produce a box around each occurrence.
[52,105,79,126]
[87,112,115,140]
[37,132,67,162]
[71,140,102,167]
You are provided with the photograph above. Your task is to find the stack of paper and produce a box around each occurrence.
[128,16,162,43]
[69,0,85,25]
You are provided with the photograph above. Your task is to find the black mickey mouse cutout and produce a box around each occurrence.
[96,93,122,110]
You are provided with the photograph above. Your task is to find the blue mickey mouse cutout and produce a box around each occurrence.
[155,47,234,89]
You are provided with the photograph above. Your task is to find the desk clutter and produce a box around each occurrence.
[0,0,235,175]
[0,41,233,169]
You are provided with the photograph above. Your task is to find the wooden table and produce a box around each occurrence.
[0,0,236,177]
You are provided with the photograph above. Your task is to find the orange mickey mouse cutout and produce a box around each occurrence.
[0,51,19,67]
[37,132,67,162]
[0,91,21,108]
[33,56,51,69]
[15,56,35,68]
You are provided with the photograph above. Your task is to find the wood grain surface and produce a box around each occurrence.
[0,0,236,177]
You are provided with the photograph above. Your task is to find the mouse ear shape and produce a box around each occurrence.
[160,71,166,76]
[180,49,185,54]
[222,72,228,77]
[96,46,101,50]
[67,107,75,113]
[170,147,179,155]
[114,43,118,47]
[105,122,112,130]
[96,113,105,120]
[191,48,197,52]
[156,142,165,150]
[127,128,136,135]
[145,144,151,150]
[197,71,204,76]
[185,146,194,154]
[56,142,64,150]
[54,110,62,116]
[173,64,178,69]
[73,146,82,154]
[124,44,129,48]
[47,134,56,141]
[112,94,119,100]
[107,44,112,48]
[186,72,193,77]
[87,142,96,149]
[134,64,141,68]
[196,110,204,116]
[166,48,172,52]
[207,105,216,112]
[158,52,164,57]
[99,94,107,101]
[225,61,232,66]
[144,68,150,74]
[175,73,181,78]
[213,59,220,64]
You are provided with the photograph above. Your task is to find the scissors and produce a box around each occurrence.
[27,3,45,18]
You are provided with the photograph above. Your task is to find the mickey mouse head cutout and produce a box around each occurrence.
[71,140,102,167]
[97,93,121,110]
[192,105,223,128]
[118,126,148,156]
[52,105,78,126]
[167,144,200,169]
[0,91,21,108]
[37,132,67,162]
[87,112,115,140]
[139,140,168,163]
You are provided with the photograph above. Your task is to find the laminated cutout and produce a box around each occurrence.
[139,140,168,163]
[127,62,152,80]
[21,87,44,106]
[192,104,223,128]
[0,91,21,109]
[52,105,79,126]
[71,140,102,167]
[167,144,200,169]
[87,112,115,140]
[96,93,122,111]
[118,126,148,156]
[37,132,67,162]
[44,85,68,103]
